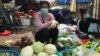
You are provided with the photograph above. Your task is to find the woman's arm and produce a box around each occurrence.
[34,13,52,30]
[49,13,56,21]
[77,20,87,36]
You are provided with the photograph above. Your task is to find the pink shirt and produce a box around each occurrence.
[34,12,56,31]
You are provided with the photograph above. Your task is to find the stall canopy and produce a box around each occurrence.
[57,0,92,5]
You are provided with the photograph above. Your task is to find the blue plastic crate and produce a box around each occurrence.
[0,49,20,56]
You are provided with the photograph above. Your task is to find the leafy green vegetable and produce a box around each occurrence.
[63,50,72,56]
[50,54,57,56]
[32,42,45,54]
[37,52,49,56]
[4,40,13,47]
[20,46,34,56]
[44,44,57,55]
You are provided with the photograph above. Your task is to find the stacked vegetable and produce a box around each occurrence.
[58,24,77,37]
[20,42,58,56]
[61,49,73,56]
[57,37,79,49]
[72,46,89,56]
[57,24,80,49]
[96,43,100,53]
[83,41,96,49]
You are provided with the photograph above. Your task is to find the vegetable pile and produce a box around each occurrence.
[83,41,96,49]
[57,37,79,48]
[20,46,34,56]
[95,43,100,53]
[20,42,58,56]
[32,42,45,54]
[62,49,73,56]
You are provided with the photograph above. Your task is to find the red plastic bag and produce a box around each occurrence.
[28,10,36,16]
[0,30,11,36]
[80,39,89,44]
[16,12,25,18]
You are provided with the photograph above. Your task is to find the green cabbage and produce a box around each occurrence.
[44,44,57,55]
[37,52,49,56]
[50,54,57,56]
[33,54,37,56]
[20,46,34,56]
[58,24,69,37]
[32,42,45,54]
[4,40,13,47]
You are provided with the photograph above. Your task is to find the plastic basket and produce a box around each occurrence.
[0,49,20,56]
[56,52,61,56]
[60,49,73,56]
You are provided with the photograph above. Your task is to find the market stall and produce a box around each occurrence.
[0,0,100,56]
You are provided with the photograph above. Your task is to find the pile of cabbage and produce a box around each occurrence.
[58,24,77,37]
[57,24,81,48]
[20,42,58,56]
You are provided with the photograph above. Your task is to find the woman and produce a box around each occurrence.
[34,1,58,44]
[77,9,100,39]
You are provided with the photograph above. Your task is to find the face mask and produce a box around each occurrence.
[85,14,90,18]
[41,8,49,15]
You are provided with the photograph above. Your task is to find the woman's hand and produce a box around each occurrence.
[69,25,77,32]
[88,35,95,39]
[49,21,59,29]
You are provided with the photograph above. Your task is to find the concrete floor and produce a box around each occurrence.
[0,26,35,45]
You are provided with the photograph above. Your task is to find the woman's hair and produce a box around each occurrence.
[79,8,88,19]
[79,8,88,15]
[40,1,50,8]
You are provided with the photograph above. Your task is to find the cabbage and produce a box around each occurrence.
[37,52,49,56]
[57,37,72,44]
[32,42,45,54]
[58,24,69,37]
[50,54,57,56]
[0,53,11,56]
[33,54,37,56]
[57,37,66,44]
[20,46,34,56]
[44,44,57,55]
[72,46,89,56]
[4,40,13,47]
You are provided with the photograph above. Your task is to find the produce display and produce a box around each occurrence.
[83,41,96,49]
[96,43,100,53]
[20,42,58,56]
[0,24,100,56]
[37,52,49,56]
[32,42,45,54]
[20,46,34,56]
[62,49,73,56]
[4,40,14,47]
[57,37,79,48]
[44,44,57,55]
